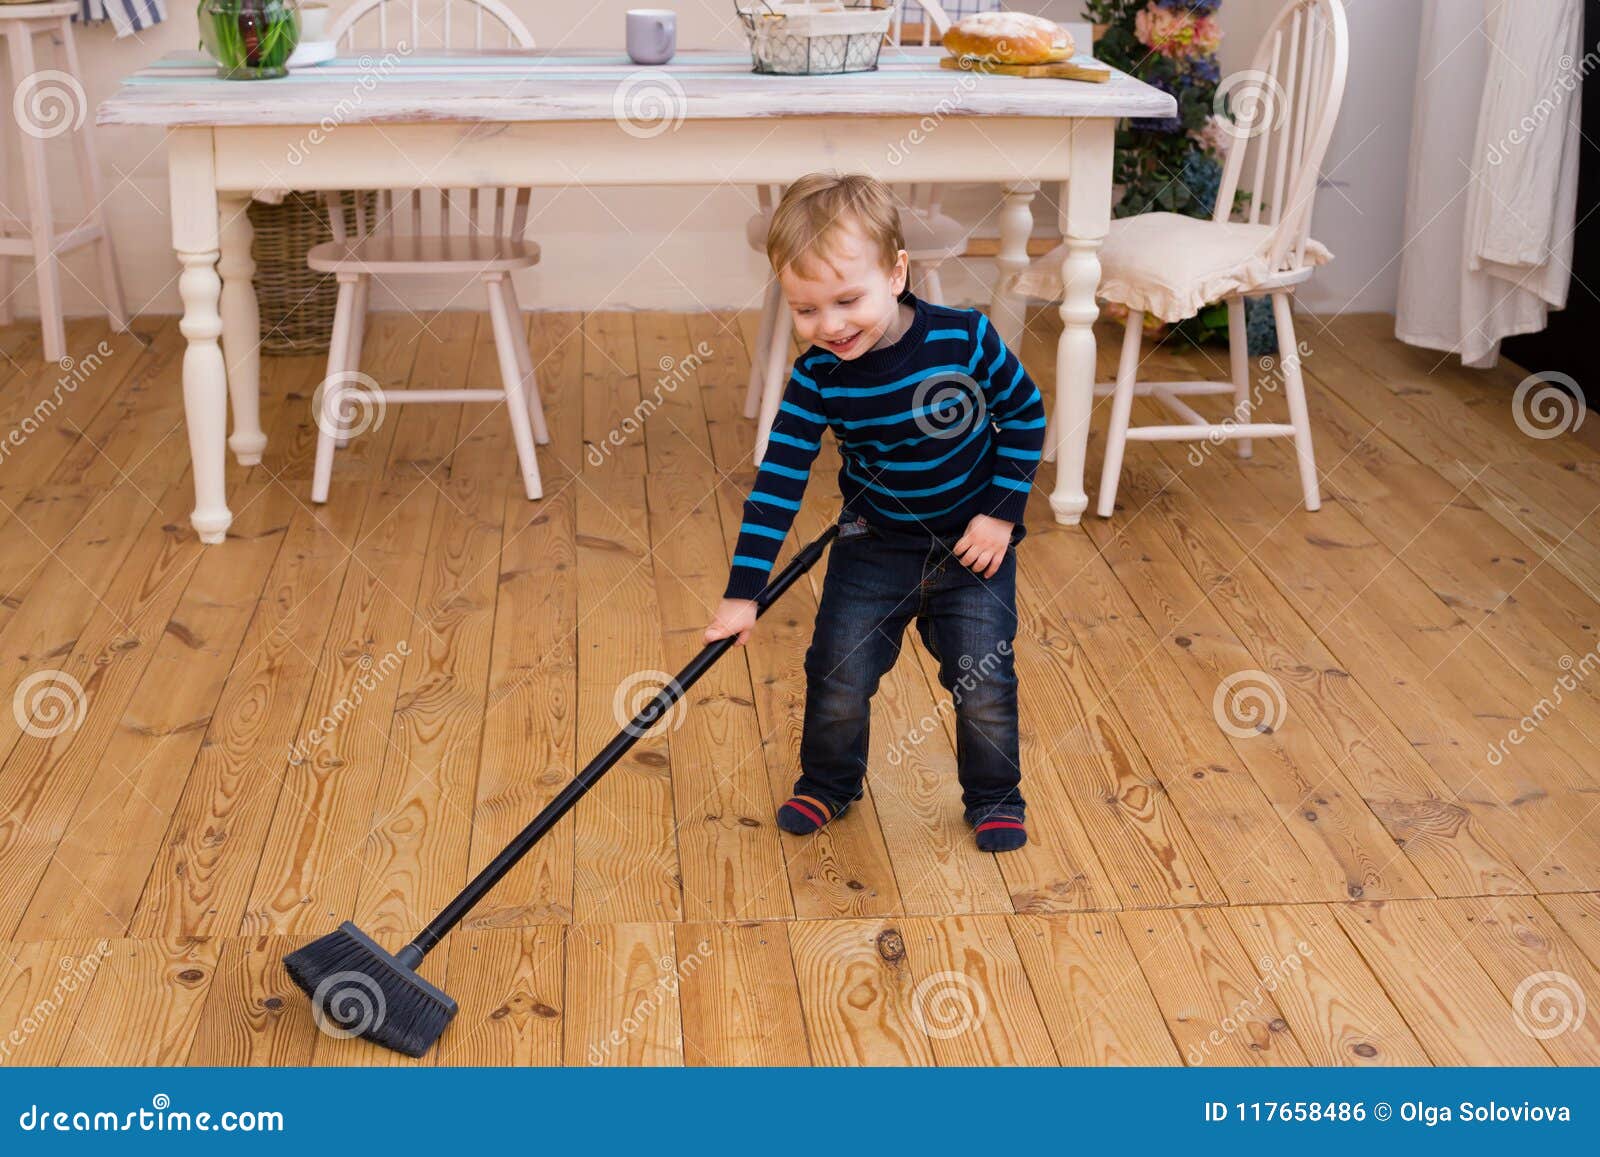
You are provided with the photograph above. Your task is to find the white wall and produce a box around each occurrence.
[3,0,1415,321]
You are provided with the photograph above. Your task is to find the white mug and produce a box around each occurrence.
[626,8,676,66]
[298,1,330,41]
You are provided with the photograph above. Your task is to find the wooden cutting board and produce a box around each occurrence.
[939,54,1112,83]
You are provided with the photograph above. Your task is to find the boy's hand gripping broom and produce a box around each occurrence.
[283,523,839,1057]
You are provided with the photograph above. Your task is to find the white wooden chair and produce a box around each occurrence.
[1017,0,1347,516]
[306,0,548,503]
[745,0,968,465]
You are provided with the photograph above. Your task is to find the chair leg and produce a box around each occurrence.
[754,304,793,466]
[1095,312,1144,519]
[504,277,549,445]
[311,276,358,503]
[745,277,782,420]
[1272,292,1320,512]
[61,15,126,331]
[1228,296,1252,459]
[334,274,368,449]
[8,27,64,362]
[920,261,946,306]
[486,275,543,500]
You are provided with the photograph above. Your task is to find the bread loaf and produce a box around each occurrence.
[942,12,1075,65]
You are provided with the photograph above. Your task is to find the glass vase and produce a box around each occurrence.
[199,0,301,80]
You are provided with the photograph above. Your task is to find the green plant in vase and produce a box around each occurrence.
[199,0,300,80]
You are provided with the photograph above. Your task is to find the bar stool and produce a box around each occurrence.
[0,2,126,360]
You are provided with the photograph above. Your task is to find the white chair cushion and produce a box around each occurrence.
[1013,212,1332,323]
[745,205,970,260]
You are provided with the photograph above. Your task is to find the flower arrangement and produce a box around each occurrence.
[198,0,300,80]
[1084,0,1275,353]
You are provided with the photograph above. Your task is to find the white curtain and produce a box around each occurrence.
[1395,0,1582,368]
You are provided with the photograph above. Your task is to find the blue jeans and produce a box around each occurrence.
[796,509,1026,821]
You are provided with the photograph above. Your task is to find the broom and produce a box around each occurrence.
[283,522,840,1057]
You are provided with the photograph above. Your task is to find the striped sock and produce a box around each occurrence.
[972,811,1027,852]
[776,794,844,835]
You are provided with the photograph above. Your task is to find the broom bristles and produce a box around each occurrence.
[283,922,457,1058]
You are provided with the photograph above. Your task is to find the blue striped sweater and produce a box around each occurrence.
[724,293,1047,601]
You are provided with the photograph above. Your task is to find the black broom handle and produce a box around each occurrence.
[397,523,840,967]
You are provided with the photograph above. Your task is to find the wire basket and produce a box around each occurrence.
[734,0,894,76]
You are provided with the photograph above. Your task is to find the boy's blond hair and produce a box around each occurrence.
[766,173,905,281]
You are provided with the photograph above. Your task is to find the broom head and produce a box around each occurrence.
[283,921,458,1058]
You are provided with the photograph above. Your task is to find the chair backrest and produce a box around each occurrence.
[888,0,953,47]
[324,0,536,243]
[328,0,534,51]
[1213,0,1348,272]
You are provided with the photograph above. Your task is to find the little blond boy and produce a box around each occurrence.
[704,174,1046,852]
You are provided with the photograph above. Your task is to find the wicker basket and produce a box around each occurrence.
[247,191,373,355]
[735,0,894,75]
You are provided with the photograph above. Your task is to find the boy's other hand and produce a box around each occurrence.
[705,598,759,646]
[954,514,1014,578]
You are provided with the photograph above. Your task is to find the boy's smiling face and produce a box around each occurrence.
[779,223,910,360]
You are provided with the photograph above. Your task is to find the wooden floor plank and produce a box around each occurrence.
[564,922,682,1066]
[899,914,1058,1065]
[1332,900,1552,1064]
[1007,913,1182,1065]
[1119,907,1311,1065]
[0,938,111,1066]
[58,935,220,1065]
[186,935,320,1066]
[1225,903,1431,1065]
[435,926,565,1066]
[786,917,936,1066]
[1441,897,1600,1065]
[675,920,811,1066]
[1539,891,1600,970]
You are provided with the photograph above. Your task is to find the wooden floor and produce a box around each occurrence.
[2,303,1599,1066]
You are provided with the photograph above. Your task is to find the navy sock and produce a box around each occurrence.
[776,794,850,835]
[968,808,1027,852]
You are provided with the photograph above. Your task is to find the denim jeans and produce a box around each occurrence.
[796,509,1026,821]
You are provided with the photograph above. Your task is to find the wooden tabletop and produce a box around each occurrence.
[98,46,1177,127]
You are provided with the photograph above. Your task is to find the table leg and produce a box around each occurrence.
[170,129,231,544]
[1049,121,1113,526]
[988,181,1037,351]
[219,192,266,466]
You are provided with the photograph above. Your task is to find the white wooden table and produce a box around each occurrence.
[99,48,1174,543]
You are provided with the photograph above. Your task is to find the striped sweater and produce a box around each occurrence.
[724,293,1047,601]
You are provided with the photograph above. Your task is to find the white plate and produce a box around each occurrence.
[288,40,337,68]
